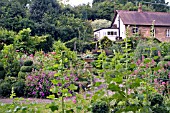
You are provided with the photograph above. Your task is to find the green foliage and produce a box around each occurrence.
[0,62,5,79]
[12,79,25,97]
[0,70,5,79]
[91,101,109,113]
[0,28,15,45]
[0,81,11,97]
[65,38,94,52]
[20,66,32,72]
[150,94,164,106]
[15,28,47,54]
[56,14,93,42]
[91,19,111,30]
[18,72,26,79]
[24,60,33,66]
[1,44,20,77]
[134,39,161,61]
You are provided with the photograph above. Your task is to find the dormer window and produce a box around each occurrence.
[132,27,138,34]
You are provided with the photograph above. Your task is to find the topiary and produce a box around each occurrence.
[18,60,33,79]
[24,60,33,66]
[91,101,109,113]
[20,66,32,72]
[13,80,25,97]
[18,72,26,79]
[150,94,164,106]
[0,81,11,97]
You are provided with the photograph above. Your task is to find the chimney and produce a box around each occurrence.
[138,3,142,12]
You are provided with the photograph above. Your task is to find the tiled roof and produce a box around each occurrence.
[117,10,170,26]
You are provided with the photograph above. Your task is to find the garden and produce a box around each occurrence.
[0,27,170,113]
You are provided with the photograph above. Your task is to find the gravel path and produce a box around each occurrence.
[0,98,53,104]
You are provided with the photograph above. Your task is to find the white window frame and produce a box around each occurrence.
[107,31,117,36]
[166,29,170,37]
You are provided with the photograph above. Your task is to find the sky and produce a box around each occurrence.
[67,0,170,6]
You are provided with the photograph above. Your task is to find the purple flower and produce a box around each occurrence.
[75,77,78,81]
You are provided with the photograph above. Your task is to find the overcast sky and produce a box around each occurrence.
[67,0,170,6]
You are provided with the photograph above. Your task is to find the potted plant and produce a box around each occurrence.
[83,54,94,63]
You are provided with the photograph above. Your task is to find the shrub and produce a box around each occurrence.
[163,55,170,61]
[24,60,33,66]
[18,72,26,79]
[91,101,109,113]
[0,70,5,79]
[13,80,25,97]
[20,66,32,72]
[25,70,55,98]
[0,62,4,70]
[0,62,5,79]
[0,82,11,97]
[4,77,17,84]
[150,94,164,106]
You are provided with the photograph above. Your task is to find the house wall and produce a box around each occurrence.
[112,14,126,39]
[94,29,119,41]
[127,26,170,40]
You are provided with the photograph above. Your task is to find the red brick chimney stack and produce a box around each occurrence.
[138,3,142,12]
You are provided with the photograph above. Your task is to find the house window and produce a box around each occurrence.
[166,29,170,37]
[132,27,138,34]
[107,31,117,35]
[151,28,155,37]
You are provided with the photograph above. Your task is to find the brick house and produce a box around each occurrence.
[111,4,170,42]
[94,4,170,42]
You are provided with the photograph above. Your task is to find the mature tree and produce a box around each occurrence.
[30,0,60,23]
[0,0,27,32]
[55,14,93,42]
[92,1,115,21]
[91,19,112,30]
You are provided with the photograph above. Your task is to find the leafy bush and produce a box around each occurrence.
[150,94,164,106]
[13,80,25,97]
[0,62,5,79]
[91,101,109,113]
[0,70,5,79]
[20,66,32,72]
[18,72,26,79]
[4,77,17,84]
[24,60,33,66]
[0,82,11,97]
[25,70,55,98]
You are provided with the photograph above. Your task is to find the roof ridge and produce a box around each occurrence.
[117,10,170,14]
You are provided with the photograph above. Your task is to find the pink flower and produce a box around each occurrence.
[29,54,34,57]
[72,99,76,104]
[162,82,166,85]
[134,70,138,75]
[16,50,20,52]
[142,55,145,61]
[158,51,161,57]
[51,52,56,55]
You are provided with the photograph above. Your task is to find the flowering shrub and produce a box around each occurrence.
[25,69,56,98]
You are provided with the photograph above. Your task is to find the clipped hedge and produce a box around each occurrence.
[0,82,11,97]
[20,66,32,72]
[24,60,33,66]
[13,80,25,97]
[92,101,109,113]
